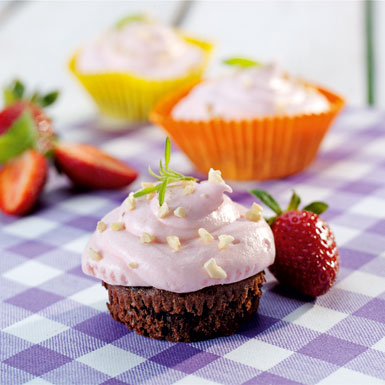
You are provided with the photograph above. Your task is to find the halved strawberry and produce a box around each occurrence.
[0,80,58,158]
[0,149,48,215]
[54,143,138,189]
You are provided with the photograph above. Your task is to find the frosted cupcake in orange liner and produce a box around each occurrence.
[69,15,212,124]
[151,59,345,180]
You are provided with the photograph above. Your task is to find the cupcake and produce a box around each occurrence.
[82,138,275,342]
[69,15,212,123]
[151,60,345,180]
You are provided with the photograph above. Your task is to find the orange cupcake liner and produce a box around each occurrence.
[150,83,345,181]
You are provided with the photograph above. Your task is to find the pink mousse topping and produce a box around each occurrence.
[82,179,275,293]
[76,21,204,79]
[172,63,330,120]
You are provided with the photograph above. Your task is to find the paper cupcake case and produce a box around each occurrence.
[69,36,213,123]
[150,84,345,181]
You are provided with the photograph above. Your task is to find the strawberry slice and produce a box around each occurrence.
[0,149,48,216]
[54,143,138,189]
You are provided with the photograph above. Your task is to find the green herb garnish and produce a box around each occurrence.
[134,137,198,206]
[223,57,261,68]
[115,14,150,29]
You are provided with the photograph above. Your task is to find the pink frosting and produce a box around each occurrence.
[172,64,330,120]
[76,21,204,79]
[82,180,275,293]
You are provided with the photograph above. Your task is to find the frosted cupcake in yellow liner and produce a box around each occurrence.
[69,15,212,124]
[151,59,345,180]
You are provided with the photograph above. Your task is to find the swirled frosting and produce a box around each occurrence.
[82,177,275,293]
[172,63,330,120]
[76,21,204,79]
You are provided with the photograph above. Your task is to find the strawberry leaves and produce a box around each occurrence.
[134,137,197,206]
[250,189,282,215]
[250,189,328,225]
[4,79,59,108]
[31,91,59,108]
[287,190,301,211]
[303,201,328,215]
[4,80,25,105]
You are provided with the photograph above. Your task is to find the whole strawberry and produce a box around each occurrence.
[251,189,339,297]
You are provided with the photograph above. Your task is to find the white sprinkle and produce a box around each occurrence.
[141,182,155,188]
[208,168,225,184]
[203,258,227,279]
[167,235,181,251]
[123,192,136,211]
[111,222,125,231]
[245,203,263,222]
[89,248,102,261]
[96,221,107,233]
[158,202,170,218]
[183,182,195,195]
[206,103,214,115]
[218,234,235,250]
[129,262,138,269]
[174,207,186,218]
[198,228,214,243]
[141,232,155,244]
[200,193,208,198]
[141,182,156,200]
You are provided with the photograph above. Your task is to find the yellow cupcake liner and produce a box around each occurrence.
[69,35,213,122]
[151,82,345,181]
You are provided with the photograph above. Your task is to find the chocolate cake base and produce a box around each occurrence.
[103,271,265,342]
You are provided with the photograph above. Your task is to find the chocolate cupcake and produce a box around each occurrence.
[82,139,275,342]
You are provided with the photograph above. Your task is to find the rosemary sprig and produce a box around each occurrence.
[134,137,198,206]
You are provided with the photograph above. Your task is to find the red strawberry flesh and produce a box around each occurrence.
[0,102,25,134]
[0,149,48,215]
[54,143,138,189]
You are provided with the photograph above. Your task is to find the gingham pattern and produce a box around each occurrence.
[1,108,385,385]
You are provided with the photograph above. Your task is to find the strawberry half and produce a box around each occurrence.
[0,80,58,157]
[54,143,138,189]
[251,189,339,297]
[0,149,48,215]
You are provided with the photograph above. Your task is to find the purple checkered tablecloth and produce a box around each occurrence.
[1,108,385,385]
